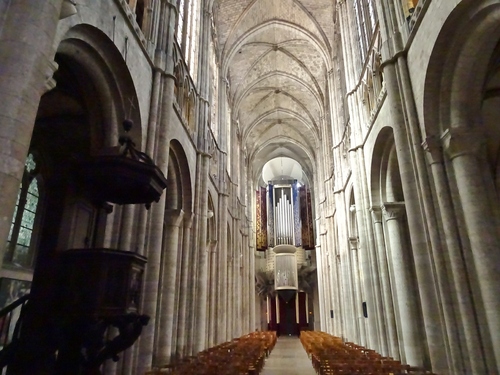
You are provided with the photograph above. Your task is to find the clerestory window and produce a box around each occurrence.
[176,0,201,83]
[353,0,378,66]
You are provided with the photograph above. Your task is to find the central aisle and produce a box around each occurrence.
[261,336,316,375]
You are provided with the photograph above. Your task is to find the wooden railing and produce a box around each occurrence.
[0,294,30,368]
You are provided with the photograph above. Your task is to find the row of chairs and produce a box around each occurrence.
[300,331,437,375]
[147,331,277,375]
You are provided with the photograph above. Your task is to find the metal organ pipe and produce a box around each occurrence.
[277,195,281,244]
[281,190,288,244]
[288,197,292,244]
[273,186,298,246]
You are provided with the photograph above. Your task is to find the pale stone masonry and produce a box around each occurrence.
[0,1,498,375]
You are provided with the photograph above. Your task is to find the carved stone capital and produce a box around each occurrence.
[422,136,443,165]
[369,206,383,224]
[43,59,58,93]
[183,211,195,229]
[381,202,405,221]
[348,236,358,250]
[164,208,184,227]
[441,128,484,161]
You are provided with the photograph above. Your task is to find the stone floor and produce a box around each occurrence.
[261,335,316,375]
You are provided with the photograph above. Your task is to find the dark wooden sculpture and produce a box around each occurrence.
[79,120,167,208]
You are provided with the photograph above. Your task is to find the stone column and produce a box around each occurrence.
[341,238,357,341]
[176,212,194,357]
[241,231,249,334]
[382,203,423,367]
[0,0,63,268]
[349,237,366,346]
[249,244,256,333]
[226,239,234,339]
[370,207,399,360]
[191,0,213,351]
[442,129,500,371]
[356,149,386,354]
[333,247,343,336]
[233,228,242,337]
[208,238,218,347]
[137,0,177,371]
[217,194,229,342]
[375,0,448,366]
[155,208,184,364]
[315,243,326,332]
[194,152,211,353]
[118,205,136,250]
[186,212,199,356]
[423,137,485,374]
[109,204,137,375]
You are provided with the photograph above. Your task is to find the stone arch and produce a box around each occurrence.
[207,192,217,244]
[55,23,143,149]
[423,1,500,138]
[168,140,193,213]
[423,5,500,367]
[347,186,358,238]
[370,127,403,205]
[27,23,143,264]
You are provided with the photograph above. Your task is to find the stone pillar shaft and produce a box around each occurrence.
[194,152,210,353]
[382,203,423,366]
[208,239,218,346]
[349,237,365,346]
[155,209,184,364]
[0,0,64,270]
[424,137,487,374]
[370,207,399,360]
[315,242,325,332]
[443,129,500,371]
[382,59,446,371]
[176,213,194,357]
[217,194,229,342]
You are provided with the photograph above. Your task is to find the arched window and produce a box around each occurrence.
[4,153,42,269]
[176,0,185,46]
[353,0,378,65]
[210,38,219,138]
[128,0,145,29]
[135,0,145,29]
[176,0,201,82]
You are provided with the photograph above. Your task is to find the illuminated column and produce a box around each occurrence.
[370,207,399,359]
[382,203,423,367]
[176,212,194,357]
[442,129,500,369]
[156,209,184,364]
[137,0,177,371]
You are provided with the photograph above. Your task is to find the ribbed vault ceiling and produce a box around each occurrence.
[213,0,335,185]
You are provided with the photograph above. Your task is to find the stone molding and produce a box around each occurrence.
[348,236,358,251]
[183,211,195,229]
[381,202,406,221]
[441,128,484,161]
[422,136,443,165]
[369,206,383,224]
[164,208,185,227]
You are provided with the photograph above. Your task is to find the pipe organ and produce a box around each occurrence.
[268,181,301,247]
[274,187,294,245]
[257,180,314,335]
